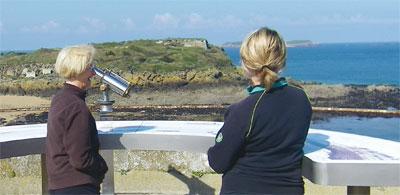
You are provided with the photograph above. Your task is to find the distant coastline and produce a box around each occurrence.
[0,50,35,55]
[286,40,320,48]
[222,40,320,48]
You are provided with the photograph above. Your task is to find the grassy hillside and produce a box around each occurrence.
[0,48,59,65]
[0,39,244,96]
[0,39,235,74]
[94,40,234,73]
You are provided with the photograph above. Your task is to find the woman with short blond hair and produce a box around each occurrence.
[46,44,108,194]
[208,27,312,194]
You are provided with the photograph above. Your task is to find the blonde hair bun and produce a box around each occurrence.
[240,27,287,90]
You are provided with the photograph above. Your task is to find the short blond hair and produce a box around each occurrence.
[240,27,286,91]
[54,44,95,79]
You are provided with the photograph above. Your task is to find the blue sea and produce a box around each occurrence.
[224,42,400,86]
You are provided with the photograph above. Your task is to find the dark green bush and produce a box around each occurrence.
[105,50,116,56]
[160,55,174,63]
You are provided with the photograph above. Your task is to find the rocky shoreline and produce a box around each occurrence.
[1,79,398,126]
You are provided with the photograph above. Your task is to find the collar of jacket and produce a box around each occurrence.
[246,77,288,95]
[64,83,87,100]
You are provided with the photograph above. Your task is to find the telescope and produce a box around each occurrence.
[92,67,131,97]
[92,67,132,120]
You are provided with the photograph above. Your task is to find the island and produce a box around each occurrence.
[221,40,320,48]
[286,40,320,47]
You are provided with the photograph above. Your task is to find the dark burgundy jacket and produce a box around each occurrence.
[46,83,108,190]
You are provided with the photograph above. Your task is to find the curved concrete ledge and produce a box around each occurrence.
[1,121,399,194]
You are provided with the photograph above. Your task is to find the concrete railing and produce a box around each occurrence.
[1,120,399,195]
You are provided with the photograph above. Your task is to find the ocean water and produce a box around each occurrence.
[310,117,399,142]
[224,42,400,86]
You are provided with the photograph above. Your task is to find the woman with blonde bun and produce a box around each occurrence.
[208,27,312,194]
[46,44,108,195]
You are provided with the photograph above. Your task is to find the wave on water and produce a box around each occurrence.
[224,42,400,86]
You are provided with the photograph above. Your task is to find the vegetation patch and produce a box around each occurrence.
[0,39,241,96]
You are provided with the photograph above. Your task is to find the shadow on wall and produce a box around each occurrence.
[100,125,156,134]
[167,165,216,195]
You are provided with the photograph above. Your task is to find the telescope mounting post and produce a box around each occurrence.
[97,83,116,195]
[97,83,115,121]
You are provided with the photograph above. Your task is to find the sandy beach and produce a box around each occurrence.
[0,95,50,124]
[0,96,50,109]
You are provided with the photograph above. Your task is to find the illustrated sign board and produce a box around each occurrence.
[0,121,399,187]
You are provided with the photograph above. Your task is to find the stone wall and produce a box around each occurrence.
[0,150,212,180]
[156,39,209,50]
[0,63,53,79]
[0,150,216,194]
[1,152,399,194]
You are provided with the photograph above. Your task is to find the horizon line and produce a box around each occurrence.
[1,40,399,52]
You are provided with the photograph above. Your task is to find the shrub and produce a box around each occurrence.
[105,50,116,56]
[160,55,174,63]
[122,51,131,56]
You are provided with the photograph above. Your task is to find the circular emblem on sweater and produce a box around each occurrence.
[216,132,223,143]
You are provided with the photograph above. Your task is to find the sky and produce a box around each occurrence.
[0,0,399,51]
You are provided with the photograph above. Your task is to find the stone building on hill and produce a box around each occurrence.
[156,39,209,50]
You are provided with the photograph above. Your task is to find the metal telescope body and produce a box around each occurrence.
[92,67,132,120]
[93,67,131,97]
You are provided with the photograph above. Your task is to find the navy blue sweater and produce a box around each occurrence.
[208,79,312,194]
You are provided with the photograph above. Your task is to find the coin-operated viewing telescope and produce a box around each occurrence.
[92,67,132,120]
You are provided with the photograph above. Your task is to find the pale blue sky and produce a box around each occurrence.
[0,0,399,51]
